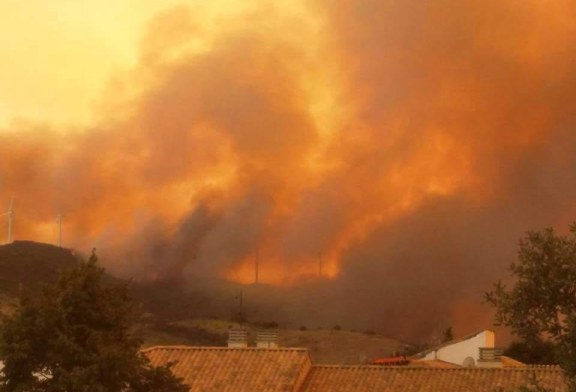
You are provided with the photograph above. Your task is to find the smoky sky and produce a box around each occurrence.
[2,0,576,339]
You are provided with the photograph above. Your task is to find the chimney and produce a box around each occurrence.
[256,329,279,349]
[227,329,248,348]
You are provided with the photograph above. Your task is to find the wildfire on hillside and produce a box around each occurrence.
[2,0,576,338]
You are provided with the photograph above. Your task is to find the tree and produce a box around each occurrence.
[485,224,576,390]
[441,327,454,343]
[504,340,557,365]
[0,251,188,392]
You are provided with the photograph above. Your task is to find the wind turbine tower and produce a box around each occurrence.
[254,248,260,285]
[56,213,63,247]
[1,199,14,244]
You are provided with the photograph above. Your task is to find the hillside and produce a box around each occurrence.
[281,328,404,364]
[0,241,405,364]
[169,319,405,364]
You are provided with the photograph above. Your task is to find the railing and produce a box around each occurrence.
[257,330,279,342]
[479,347,503,361]
[256,330,279,348]
[228,329,248,347]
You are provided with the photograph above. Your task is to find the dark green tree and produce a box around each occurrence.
[485,224,576,390]
[504,340,557,365]
[0,251,188,392]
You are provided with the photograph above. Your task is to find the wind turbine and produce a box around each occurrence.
[1,199,13,244]
[56,213,63,247]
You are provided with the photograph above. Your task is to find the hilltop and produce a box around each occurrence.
[0,241,80,297]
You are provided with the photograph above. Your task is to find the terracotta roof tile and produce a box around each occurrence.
[409,359,461,368]
[501,355,527,368]
[410,356,526,369]
[301,365,567,392]
[142,346,312,392]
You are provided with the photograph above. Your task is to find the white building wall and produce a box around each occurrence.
[423,330,495,366]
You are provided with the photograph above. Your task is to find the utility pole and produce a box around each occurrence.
[235,289,244,324]
[255,248,259,285]
[56,214,63,247]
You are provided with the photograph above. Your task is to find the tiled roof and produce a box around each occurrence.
[301,365,567,392]
[410,355,526,368]
[142,346,312,392]
[501,355,527,368]
[409,359,461,368]
[143,345,566,392]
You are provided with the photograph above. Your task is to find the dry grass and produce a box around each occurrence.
[280,329,403,364]
[170,318,404,365]
[0,293,17,316]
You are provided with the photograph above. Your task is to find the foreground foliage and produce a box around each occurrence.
[486,224,576,391]
[504,340,558,366]
[0,251,188,392]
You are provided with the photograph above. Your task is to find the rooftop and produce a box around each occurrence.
[142,346,312,392]
[143,345,567,392]
[413,329,492,359]
[301,365,566,392]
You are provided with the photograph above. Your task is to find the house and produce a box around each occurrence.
[414,329,504,368]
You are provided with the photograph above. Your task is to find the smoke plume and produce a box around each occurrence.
[1,0,576,339]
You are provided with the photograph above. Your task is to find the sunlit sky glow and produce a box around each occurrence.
[0,0,289,128]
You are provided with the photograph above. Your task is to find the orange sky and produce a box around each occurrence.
[0,0,314,127]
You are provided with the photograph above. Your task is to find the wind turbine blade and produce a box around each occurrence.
[8,199,13,212]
